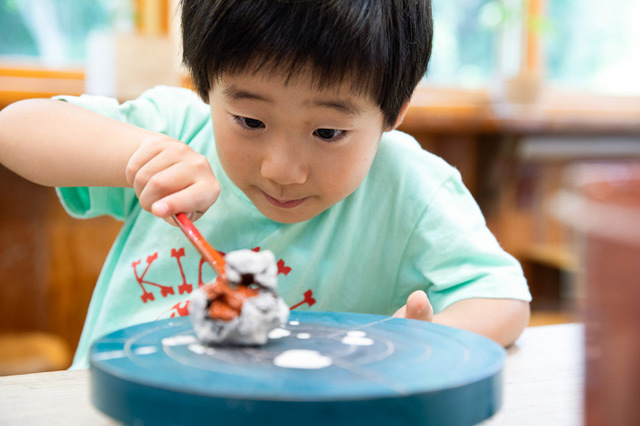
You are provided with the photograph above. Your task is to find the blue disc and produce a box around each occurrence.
[90,311,505,425]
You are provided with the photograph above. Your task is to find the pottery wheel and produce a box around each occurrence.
[90,311,505,425]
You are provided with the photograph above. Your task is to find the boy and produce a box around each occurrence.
[0,0,531,369]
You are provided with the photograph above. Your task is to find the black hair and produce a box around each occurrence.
[181,0,433,128]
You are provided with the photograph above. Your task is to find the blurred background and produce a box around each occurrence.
[1,0,639,374]
[3,0,640,93]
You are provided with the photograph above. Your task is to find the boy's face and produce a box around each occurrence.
[209,69,389,223]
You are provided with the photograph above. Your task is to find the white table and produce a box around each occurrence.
[481,323,584,425]
[0,323,584,425]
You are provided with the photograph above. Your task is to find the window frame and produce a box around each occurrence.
[0,64,84,109]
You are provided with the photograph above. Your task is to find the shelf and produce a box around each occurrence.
[401,86,640,136]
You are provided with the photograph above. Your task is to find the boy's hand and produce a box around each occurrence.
[126,135,220,223]
[392,290,434,321]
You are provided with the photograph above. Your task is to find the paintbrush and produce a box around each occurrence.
[173,213,226,280]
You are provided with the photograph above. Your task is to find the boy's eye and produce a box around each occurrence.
[235,116,265,129]
[314,128,344,141]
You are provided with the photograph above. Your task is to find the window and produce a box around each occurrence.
[545,0,640,95]
[1,0,639,98]
[426,0,640,97]
[426,0,497,88]
[0,0,127,67]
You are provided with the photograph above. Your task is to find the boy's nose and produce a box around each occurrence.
[260,140,308,185]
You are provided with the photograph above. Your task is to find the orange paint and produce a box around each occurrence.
[204,279,260,321]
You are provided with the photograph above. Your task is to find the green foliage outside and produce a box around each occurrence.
[0,0,110,63]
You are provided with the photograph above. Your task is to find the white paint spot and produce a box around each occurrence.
[93,350,126,361]
[94,346,158,361]
[188,344,216,356]
[341,330,374,346]
[162,335,197,346]
[296,333,311,339]
[273,350,333,369]
[288,321,300,326]
[268,328,291,339]
[188,344,206,354]
[133,346,158,355]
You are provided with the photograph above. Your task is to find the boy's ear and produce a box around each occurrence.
[389,99,411,131]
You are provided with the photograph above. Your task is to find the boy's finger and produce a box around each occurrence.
[129,147,187,197]
[392,305,407,318]
[404,290,433,322]
[150,180,220,220]
[136,163,190,212]
[125,137,168,186]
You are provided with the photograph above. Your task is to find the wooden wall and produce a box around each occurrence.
[0,166,121,365]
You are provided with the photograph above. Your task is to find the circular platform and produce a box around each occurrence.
[90,311,505,425]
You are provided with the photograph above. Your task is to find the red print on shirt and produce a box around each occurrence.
[171,248,193,294]
[289,290,316,310]
[137,247,315,319]
[159,288,317,320]
[277,259,292,276]
[131,253,175,303]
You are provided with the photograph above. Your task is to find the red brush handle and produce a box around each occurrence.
[173,213,226,278]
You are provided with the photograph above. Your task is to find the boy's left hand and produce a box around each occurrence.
[392,290,434,321]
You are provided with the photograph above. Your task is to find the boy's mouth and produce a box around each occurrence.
[262,191,308,209]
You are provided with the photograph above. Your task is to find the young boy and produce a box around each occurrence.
[0,0,530,369]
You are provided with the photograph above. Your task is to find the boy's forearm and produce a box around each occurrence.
[0,98,156,187]
[433,298,530,347]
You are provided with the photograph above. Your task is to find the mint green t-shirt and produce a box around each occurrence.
[55,86,531,368]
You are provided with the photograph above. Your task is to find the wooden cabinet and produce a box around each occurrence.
[0,166,121,369]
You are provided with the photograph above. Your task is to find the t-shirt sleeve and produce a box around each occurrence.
[52,86,207,220]
[55,186,137,221]
[396,170,532,313]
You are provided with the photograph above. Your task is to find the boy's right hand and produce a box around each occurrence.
[392,290,434,322]
[125,135,220,223]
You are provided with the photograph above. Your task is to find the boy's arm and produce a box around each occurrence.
[432,297,530,347]
[393,291,530,347]
[0,98,219,220]
[0,98,151,187]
